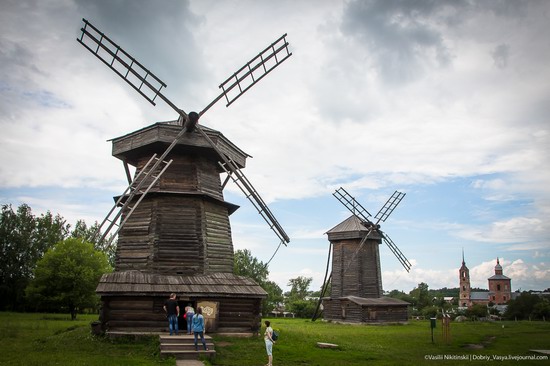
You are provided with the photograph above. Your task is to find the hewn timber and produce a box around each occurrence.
[97,121,265,335]
[322,215,409,323]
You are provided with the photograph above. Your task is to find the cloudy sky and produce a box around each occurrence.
[1,0,549,293]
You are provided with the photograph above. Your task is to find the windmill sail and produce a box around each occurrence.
[77,18,185,117]
[333,187,372,223]
[218,160,289,245]
[200,33,292,115]
[77,19,292,247]
[381,232,412,272]
[374,190,406,223]
[197,128,289,245]
[333,187,411,272]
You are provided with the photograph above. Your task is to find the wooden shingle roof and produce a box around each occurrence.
[326,215,381,241]
[97,270,267,298]
[109,121,250,168]
[339,295,409,306]
[326,215,367,233]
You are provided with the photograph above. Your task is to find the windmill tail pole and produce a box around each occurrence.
[311,273,331,322]
[312,243,332,321]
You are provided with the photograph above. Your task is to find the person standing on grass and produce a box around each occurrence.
[185,303,195,334]
[163,293,180,336]
[264,320,275,366]
[192,307,208,351]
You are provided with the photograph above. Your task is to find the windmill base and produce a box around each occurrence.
[95,270,266,334]
[322,295,409,324]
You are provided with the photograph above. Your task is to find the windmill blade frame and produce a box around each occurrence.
[374,190,406,224]
[333,187,372,223]
[332,187,412,272]
[197,127,288,245]
[380,231,412,272]
[200,33,292,117]
[77,19,185,118]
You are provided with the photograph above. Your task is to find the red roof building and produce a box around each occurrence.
[459,255,513,308]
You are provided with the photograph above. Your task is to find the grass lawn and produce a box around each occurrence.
[0,312,173,366]
[212,318,550,366]
[1,312,549,365]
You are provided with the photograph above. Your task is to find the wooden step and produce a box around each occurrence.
[160,334,213,342]
[159,334,216,360]
[161,344,214,352]
[159,349,216,360]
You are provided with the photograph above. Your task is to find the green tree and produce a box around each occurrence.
[421,305,439,318]
[466,304,488,319]
[234,249,269,285]
[0,204,68,311]
[288,299,317,318]
[504,292,543,320]
[409,282,430,310]
[532,299,550,320]
[287,276,313,301]
[25,238,111,319]
[70,220,116,267]
[387,289,414,304]
[233,249,282,316]
[285,276,316,318]
[262,280,284,316]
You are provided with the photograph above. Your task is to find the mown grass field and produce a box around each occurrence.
[0,312,171,366]
[1,312,549,365]
[214,317,550,365]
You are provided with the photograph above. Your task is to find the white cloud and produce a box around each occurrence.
[456,216,548,246]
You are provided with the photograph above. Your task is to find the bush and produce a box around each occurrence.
[287,299,317,318]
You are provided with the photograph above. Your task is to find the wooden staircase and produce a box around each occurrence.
[159,334,216,360]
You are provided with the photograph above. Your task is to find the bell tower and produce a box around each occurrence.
[488,258,512,304]
[459,249,471,307]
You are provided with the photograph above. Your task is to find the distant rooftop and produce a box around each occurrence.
[470,292,489,301]
[488,274,511,280]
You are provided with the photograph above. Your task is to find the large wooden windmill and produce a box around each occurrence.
[315,187,411,323]
[77,19,291,334]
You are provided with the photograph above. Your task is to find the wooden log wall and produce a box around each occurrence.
[117,194,234,275]
[154,197,203,275]
[331,239,383,299]
[133,154,224,200]
[101,295,261,333]
[115,200,155,272]
[115,152,235,275]
[102,296,166,332]
[204,201,234,274]
[322,299,361,323]
[361,306,408,323]
[321,298,408,323]
[210,296,261,331]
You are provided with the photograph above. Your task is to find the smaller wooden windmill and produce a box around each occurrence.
[315,187,411,323]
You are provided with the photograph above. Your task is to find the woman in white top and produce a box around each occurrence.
[264,320,275,366]
[185,304,195,334]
